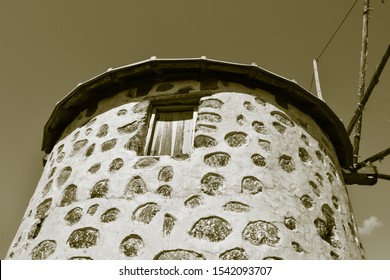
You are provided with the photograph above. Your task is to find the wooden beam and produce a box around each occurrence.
[347,42,390,135]
[312,59,323,100]
[356,147,390,169]
[378,174,390,181]
[352,0,370,168]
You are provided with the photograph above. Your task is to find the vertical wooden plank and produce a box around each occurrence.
[353,0,370,168]
[312,59,323,100]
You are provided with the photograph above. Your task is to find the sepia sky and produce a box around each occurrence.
[0,0,389,259]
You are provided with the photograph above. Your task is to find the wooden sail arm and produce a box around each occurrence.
[355,147,390,170]
[347,42,390,135]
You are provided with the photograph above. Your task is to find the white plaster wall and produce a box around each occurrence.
[7,80,364,260]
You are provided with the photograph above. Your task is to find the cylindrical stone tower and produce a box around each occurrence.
[7,58,364,260]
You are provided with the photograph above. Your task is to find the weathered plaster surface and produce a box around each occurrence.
[7,80,364,260]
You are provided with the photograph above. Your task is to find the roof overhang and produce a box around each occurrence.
[42,57,353,169]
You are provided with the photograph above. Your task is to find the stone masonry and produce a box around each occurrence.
[7,58,364,260]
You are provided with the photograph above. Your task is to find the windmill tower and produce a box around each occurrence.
[6,57,366,260]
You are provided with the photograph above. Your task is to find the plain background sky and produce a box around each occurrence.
[0,0,389,259]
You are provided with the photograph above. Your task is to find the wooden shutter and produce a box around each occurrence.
[148,109,194,156]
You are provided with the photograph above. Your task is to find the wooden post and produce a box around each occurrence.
[312,59,323,100]
[353,0,370,168]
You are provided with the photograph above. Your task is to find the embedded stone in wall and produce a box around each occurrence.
[327,172,335,184]
[72,131,81,141]
[59,184,77,207]
[201,173,224,196]
[156,83,174,92]
[199,98,224,109]
[219,248,249,260]
[28,220,44,240]
[64,207,83,226]
[195,124,217,133]
[163,213,176,236]
[189,216,232,242]
[292,241,304,253]
[300,195,313,209]
[124,135,144,155]
[117,109,128,116]
[272,122,286,134]
[67,227,99,249]
[279,155,295,173]
[36,198,52,219]
[85,143,95,157]
[329,163,338,177]
[299,147,312,164]
[241,176,263,195]
[132,102,149,114]
[348,222,359,245]
[194,135,217,148]
[71,139,88,156]
[109,158,124,172]
[258,139,271,152]
[120,234,144,258]
[118,121,138,134]
[48,167,56,179]
[90,179,109,198]
[263,256,283,260]
[243,101,255,111]
[284,216,296,230]
[101,139,117,152]
[330,251,341,260]
[96,124,109,138]
[332,196,339,209]
[134,157,159,169]
[88,163,101,174]
[42,180,53,197]
[132,203,160,224]
[57,166,72,187]
[271,111,294,127]
[154,249,205,260]
[176,86,193,94]
[317,203,340,248]
[86,128,92,136]
[57,152,65,163]
[100,208,120,223]
[314,218,330,244]
[184,195,203,208]
[223,201,251,212]
[255,96,266,106]
[30,240,56,260]
[236,114,247,126]
[87,204,99,215]
[242,220,280,246]
[198,112,222,123]
[252,121,268,134]
[251,154,266,167]
[158,166,174,182]
[315,150,324,163]
[301,134,310,146]
[315,172,324,186]
[172,154,190,160]
[69,256,93,260]
[155,185,172,198]
[309,181,320,197]
[204,152,230,167]
[225,132,248,147]
[124,176,147,196]
[57,144,64,154]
